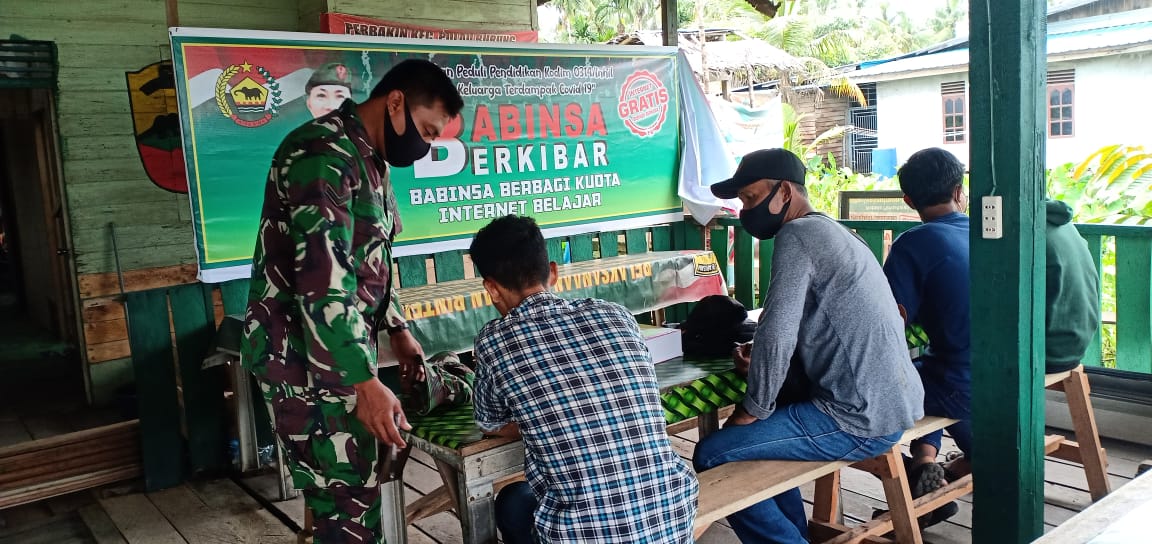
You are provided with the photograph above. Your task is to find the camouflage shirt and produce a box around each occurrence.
[242,100,406,395]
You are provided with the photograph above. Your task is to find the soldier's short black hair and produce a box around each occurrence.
[370,59,464,117]
[470,215,551,291]
[897,147,966,209]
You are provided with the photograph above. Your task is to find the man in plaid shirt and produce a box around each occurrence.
[469,215,697,544]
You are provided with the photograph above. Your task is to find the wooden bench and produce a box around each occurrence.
[1044,365,1111,502]
[694,416,973,543]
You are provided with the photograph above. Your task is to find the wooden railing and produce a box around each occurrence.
[709,217,1152,375]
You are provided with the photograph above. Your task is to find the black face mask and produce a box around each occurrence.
[384,104,431,167]
[740,182,790,240]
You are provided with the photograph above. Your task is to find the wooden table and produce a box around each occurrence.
[399,356,742,544]
[1033,468,1152,543]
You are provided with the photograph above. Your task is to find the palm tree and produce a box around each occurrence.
[929,0,967,42]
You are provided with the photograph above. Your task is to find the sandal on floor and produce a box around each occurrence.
[908,461,947,499]
[941,451,966,482]
[871,462,956,533]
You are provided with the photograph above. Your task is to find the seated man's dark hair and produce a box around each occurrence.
[370,59,464,117]
[470,215,551,291]
[897,147,965,209]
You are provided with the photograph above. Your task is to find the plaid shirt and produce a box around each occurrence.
[474,292,697,543]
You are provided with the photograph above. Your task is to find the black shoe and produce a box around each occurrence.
[872,500,959,532]
[919,500,959,529]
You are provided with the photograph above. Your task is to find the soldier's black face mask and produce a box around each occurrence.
[384,103,431,168]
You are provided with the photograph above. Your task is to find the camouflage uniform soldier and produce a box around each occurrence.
[242,59,464,544]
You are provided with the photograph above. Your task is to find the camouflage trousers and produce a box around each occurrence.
[260,381,386,544]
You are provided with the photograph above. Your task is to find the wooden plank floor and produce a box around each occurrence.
[1,427,1148,544]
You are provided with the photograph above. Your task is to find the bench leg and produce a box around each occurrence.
[1064,369,1111,501]
[877,447,923,544]
[813,471,841,524]
[697,411,720,438]
[298,507,313,544]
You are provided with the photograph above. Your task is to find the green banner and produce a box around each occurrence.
[388,250,725,357]
[169,28,682,282]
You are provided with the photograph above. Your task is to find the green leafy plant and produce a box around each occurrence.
[1044,144,1152,368]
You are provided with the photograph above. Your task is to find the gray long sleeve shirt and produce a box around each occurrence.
[746,214,924,437]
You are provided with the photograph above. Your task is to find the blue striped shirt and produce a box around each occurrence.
[473,292,697,543]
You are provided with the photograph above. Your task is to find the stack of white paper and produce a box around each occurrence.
[639,325,683,364]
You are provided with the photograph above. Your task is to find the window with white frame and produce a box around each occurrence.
[941,81,966,143]
[1047,69,1075,138]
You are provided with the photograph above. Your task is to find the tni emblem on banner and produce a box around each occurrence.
[215,61,283,128]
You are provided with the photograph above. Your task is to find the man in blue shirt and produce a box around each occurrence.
[470,215,697,544]
[884,147,971,519]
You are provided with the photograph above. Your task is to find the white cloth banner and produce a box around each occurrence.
[675,51,739,224]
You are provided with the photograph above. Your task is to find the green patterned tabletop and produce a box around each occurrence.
[404,357,744,451]
[404,329,927,451]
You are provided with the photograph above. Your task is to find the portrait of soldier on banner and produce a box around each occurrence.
[305,62,354,118]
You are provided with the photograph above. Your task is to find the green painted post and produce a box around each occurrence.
[125,289,185,491]
[668,221,706,323]
[570,234,595,262]
[652,225,672,251]
[1115,236,1152,372]
[680,220,706,250]
[625,228,649,254]
[969,0,1047,540]
[432,250,466,282]
[733,228,754,308]
[599,231,620,257]
[1081,233,1104,367]
[546,238,565,262]
[859,229,885,263]
[398,255,429,287]
[758,238,774,308]
[219,279,250,316]
[170,284,227,473]
[711,225,732,289]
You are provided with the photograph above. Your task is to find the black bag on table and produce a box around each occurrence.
[677,295,757,358]
[677,295,811,407]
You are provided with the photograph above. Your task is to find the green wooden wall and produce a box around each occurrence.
[1,0,536,403]
[1,0,535,277]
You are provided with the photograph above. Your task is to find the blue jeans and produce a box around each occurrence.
[495,481,536,544]
[910,365,972,460]
[693,402,901,544]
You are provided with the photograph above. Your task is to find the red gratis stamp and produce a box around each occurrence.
[618,70,670,138]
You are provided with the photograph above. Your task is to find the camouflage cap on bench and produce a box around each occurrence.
[404,351,476,416]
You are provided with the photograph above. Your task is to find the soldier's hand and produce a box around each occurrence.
[352,378,411,448]
[390,329,425,391]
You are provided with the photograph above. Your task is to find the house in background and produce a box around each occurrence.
[850,3,1152,170]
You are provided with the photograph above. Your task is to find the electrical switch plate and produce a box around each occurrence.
[982,195,1003,239]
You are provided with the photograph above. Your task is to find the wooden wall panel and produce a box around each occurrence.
[3,0,541,394]
[791,91,850,167]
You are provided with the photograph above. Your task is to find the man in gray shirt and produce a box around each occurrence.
[694,148,924,544]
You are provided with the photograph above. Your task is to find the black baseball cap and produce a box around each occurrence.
[710,148,807,199]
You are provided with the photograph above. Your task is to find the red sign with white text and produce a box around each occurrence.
[322,13,539,43]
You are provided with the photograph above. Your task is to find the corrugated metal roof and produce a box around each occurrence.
[851,8,1152,82]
